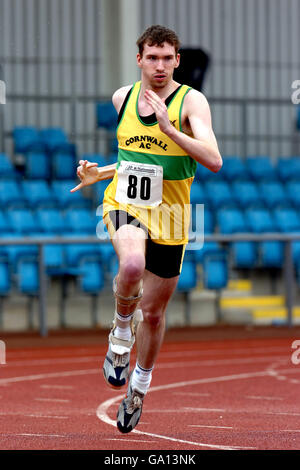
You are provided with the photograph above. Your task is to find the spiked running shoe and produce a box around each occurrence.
[103,329,135,389]
[117,374,145,433]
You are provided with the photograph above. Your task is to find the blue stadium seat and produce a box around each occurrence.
[190,181,206,205]
[231,241,258,268]
[79,259,104,294]
[0,153,19,179]
[188,240,222,264]
[258,181,290,209]
[0,210,13,233]
[7,208,41,234]
[63,234,99,275]
[202,251,228,290]
[177,259,198,291]
[64,208,97,234]
[217,208,248,234]
[204,181,234,209]
[221,155,249,181]
[37,235,65,276]
[273,208,300,232]
[98,243,116,268]
[93,179,112,204]
[36,208,68,234]
[276,157,300,182]
[78,257,105,325]
[0,180,25,208]
[96,102,118,130]
[203,208,214,234]
[286,181,300,208]
[260,241,284,268]
[245,208,276,233]
[246,156,277,182]
[13,127,44,153]
[0,232,38,271]
[21,180,56,208]
[51,180,92,208]
[0,258,11,296]
[23,152,50,180]
[231,181,262,209]
[52,152,77,180]
[16,258,39,295]
[39,127,69,153]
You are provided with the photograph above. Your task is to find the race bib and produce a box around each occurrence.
[115,161,163,207]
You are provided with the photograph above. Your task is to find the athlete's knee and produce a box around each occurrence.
[142,308,165,329]
[119,252,145,284]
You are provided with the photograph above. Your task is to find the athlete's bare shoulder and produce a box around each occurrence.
[181,88,211,122]
[112,85,133,113]
[184,88,210,111]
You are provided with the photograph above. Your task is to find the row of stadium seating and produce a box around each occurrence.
[3,168,300,212]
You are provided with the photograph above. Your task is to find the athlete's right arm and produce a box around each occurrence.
[70,86,132,193]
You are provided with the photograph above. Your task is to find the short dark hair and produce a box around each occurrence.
[136,25,180,56]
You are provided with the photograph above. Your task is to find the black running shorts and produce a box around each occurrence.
[106,210,185,278]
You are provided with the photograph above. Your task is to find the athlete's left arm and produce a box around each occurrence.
[145,89,222,173]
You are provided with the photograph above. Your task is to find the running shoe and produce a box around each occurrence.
[103,329,135,389]
[116,374,145,433]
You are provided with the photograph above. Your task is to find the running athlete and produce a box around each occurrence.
[71,25,222,433]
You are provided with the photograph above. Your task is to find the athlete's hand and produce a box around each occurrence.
[144,89,172,135]
[70,160,99,192]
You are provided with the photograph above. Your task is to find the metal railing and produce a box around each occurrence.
[0,232,298,336]
[1,94,299,158]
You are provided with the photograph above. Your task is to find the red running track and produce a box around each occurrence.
[0,326,299,450]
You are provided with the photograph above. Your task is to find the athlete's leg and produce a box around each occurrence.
[111,223,146,319]
[136,269,179,370]
[116,270,179,433]
[103,222,147,389]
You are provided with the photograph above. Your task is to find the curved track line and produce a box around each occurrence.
[96,369,275,450]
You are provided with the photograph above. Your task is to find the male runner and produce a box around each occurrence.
[71,25,222,433]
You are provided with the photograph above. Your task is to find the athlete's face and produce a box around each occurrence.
[137,42,180,89]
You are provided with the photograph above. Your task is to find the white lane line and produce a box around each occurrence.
[15,433,66,438]
[184,407,226,412]
[24,414,69,419]
[40,385,74,390]
[104,438,158,443]
[0,368,100,385]
[246,395,284,401]
[142,408,226,413]
[188,425,233,429]
[172,392,210,397]
[34,398,70,403]
[97,370,275,450]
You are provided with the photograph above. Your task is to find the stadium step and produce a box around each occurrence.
[220,295,285,309]
[220,294,300,325]
[252,307,300,325]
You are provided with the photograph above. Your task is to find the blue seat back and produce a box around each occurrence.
[79,261,104,293]
[203,252,228,290]
[177,259,197,291]
[245,208,276,233]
